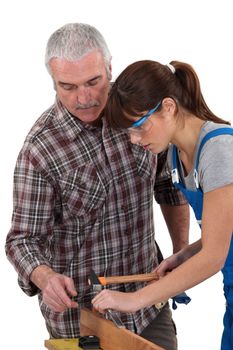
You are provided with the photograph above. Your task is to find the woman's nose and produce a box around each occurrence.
[129,132,142,145]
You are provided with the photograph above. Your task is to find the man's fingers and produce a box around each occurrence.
[65,278,78,297]
[52,280,77,308]
[43,295,67,312]
[43,274,78,310]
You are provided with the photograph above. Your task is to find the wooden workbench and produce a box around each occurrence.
[45,308,164,350]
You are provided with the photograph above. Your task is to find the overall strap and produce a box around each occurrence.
[171,145,180,184]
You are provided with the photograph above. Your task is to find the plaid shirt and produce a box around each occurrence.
[6,98,186,338]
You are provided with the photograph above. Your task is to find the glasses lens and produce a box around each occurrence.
[128,119,152,135]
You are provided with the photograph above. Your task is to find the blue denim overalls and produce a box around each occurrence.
[171,127,233,350]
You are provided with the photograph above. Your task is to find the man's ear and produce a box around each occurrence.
[108,60,112,81]
[162,97,176,113]
[52,78,57,91]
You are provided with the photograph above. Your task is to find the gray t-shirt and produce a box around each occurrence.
[168,121,233,193]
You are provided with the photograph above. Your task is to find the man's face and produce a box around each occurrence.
[49,49,111,123]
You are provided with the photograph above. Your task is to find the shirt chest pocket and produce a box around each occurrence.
[61,164,107,217]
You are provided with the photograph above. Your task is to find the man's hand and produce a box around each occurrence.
[30,265,78,312]
[155,240,201,277]
[155,252,182,277]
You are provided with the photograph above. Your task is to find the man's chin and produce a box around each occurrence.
[90,109,105,126]
[72,109,104,126]
[74,112,98,122]
[90,116,103,127]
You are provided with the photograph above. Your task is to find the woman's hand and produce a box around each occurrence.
[92,289,140,313]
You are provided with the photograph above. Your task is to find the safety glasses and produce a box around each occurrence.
[127,101,161,135]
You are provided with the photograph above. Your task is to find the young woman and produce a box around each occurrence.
[92,60,233,349]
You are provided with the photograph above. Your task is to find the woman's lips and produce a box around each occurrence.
[143,144,150,150]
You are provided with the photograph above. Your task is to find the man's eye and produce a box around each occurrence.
[88,81,97,86]
[87,78,100,87]
[62,85,75,91]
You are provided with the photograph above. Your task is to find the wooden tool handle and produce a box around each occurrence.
[98,272,159,285]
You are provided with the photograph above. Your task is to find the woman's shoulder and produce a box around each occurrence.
[201,121,232,135]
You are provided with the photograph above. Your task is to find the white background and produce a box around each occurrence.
[1,0,232,349]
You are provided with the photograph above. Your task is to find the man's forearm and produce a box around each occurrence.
[160,203,190,253]
[30,264,55,290]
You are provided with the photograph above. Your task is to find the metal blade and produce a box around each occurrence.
[106,309,126,329]
[89,269,102,292]
[89,269,125,329]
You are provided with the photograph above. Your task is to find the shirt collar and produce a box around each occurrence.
[54,96,102,140]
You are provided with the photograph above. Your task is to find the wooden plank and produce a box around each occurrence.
[45,309,165,350]
[44,338,81,350]
[45,338,102,350]
[80,308,164,350]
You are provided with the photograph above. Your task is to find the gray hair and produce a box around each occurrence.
[45,23,112,78]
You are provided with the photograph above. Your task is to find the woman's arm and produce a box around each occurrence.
[92,184,233,313]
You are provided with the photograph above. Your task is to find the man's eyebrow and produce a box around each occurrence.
[58,81,76,87]
[58,75,102,87]
[88,75,102,82]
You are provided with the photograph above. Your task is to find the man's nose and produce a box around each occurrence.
[130,132,142,145]
[77,86,90,104]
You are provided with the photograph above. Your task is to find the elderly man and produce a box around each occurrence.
[6,23,189,350]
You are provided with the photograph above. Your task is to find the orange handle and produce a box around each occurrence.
[98,272,159,285]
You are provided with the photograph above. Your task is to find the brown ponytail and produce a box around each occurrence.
[170,60,230,125]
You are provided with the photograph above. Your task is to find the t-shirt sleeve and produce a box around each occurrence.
[199,135,233,193]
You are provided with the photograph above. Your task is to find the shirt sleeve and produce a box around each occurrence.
[5,144,54,296]
[199,135,233,193]
[154,149,187,205]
